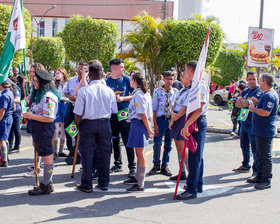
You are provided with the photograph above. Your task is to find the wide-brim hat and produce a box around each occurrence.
[35,70,53,82]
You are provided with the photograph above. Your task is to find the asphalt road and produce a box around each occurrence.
[1,108,280,224]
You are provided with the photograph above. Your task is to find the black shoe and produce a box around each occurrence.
[65,157,80,165]
[128,169,136,178]
[0,161,8,167]
[247,176,262,184]
[9,148,19,153]
[176,190,197,200]
[95,185,108,191]
[92,171,99,180]
[183,185,203,193]
[76,184,93,193]
[124,177,138,185]
[232,165,250,173]
[58,152,68,157]
[109,166,123,173]
[161,165,172,176]
[28,183,52,196]
[254,182,271,190]
[126,184,144,192]
[170,173,186,181]
[148,164,161,175]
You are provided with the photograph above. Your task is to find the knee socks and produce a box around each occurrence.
[59,139,65,153]
[43,163,54,185]
[136,166,146,188]
[0,146,8,162]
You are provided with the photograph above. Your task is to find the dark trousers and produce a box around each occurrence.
[186,117,207,195]
[64,103,78,157]
[8,115,21,150]
[79,119,112,189]
[110,114,136,170]
[240,123,257,172]
[254,135,273,183]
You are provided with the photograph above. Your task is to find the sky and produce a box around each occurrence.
[173,0,280,46]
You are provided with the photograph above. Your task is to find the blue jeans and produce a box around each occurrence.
[254,135,273,183]
[240,123,258,172]
[186,117,207,195]
[8,115,22,150]
[153,116,172,166]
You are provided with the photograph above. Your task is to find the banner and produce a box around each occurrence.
[186,27,210,116]
[247,27,274,68]
[0,0,26,84]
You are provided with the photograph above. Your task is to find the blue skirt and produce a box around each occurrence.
[127,119,149,148]
[0,115,13,141]
[55,102,68,123]
[170,114,186,140]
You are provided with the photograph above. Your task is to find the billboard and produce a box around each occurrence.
[247,27,274,68]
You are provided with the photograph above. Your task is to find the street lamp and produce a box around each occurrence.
[27,5,56,39]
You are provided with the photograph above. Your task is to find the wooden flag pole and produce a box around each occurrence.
[34,148,39,186]
[71,133,80,178]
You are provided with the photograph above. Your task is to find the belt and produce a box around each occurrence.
[83,118,109,121]
[158,115,171,119]
[198,115,206,119]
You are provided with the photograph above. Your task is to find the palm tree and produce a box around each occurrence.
[191,13,220,24]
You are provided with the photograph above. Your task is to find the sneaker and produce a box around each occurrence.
[76,184,93,193]
[233,165,250,173]
[128,169,136,178]
[126,184,144,192]
[109,166,123,173]
[170,172,187,181]
[9,148,19,153]
[230,132,236,136]
[183,185,203,193]
[27,165,35,171]
[24,169,41,178]
[0,161,8,167]
[176,190,197,200]
[95,185,108,191]
[254,182,271,190]
[161,165,172,176]
[28,182,52,196]
[124,176,138,185]
[148,164,161,175]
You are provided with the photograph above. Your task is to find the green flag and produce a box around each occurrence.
[20,99,27,113]
[65,121,78,138]
[0,0,26,84]
[117,108,128,121]
[238,108,249,121]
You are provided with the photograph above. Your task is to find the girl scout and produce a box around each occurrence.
[0,80,14,167]
[23,70,59,195]
[125,72,154,192]
[168,70,191,180]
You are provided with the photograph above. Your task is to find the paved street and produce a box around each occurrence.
[1,108,280,224]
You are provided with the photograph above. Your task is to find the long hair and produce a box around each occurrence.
[54,67,69,88]
[132,72,148,93]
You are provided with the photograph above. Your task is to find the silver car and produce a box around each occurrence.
[212,87,229,105]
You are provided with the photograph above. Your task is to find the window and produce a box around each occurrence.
[52,18,57,36]
[65,18,69,25]
[39,20,45,37]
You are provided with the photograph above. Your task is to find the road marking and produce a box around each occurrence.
[218,119,232,126]
[19,146,33,152]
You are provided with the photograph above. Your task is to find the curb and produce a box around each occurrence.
[207,127,232,134]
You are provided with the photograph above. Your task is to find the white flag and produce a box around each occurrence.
[186,27,210,116]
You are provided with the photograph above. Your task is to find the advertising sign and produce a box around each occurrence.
[247,27,274,67]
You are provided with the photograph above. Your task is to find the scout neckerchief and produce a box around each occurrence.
[174,85,191,104]
[132,87,141,95]
[161,86,171,118]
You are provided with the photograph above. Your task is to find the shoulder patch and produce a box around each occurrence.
[267,102,273,108]
[46,97,51,104]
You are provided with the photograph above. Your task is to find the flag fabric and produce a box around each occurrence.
[186,27,210,116]
[238,108,249,121]
[65,121,78,138]
[0,0,26,84]
[227,99,234,112]
[20,99,27,113]
[117,108,128,121]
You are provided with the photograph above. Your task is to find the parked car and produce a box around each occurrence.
[212,87,229,105]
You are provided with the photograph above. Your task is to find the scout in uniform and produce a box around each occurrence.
[168,71,191,181]
[0,80,14,167]
[177,60,209,200]
[23,70,59,195]
[124,72,154,192]
[149,71,179,176]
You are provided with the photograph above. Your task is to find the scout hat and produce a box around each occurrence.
[35,70,53,82]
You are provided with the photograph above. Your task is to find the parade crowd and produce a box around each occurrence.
[0,58,278,200]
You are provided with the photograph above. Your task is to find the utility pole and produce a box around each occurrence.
[257,0,264,77]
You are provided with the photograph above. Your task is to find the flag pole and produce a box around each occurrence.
[71,133,80,178]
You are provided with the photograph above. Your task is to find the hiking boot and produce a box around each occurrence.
[170,172,187,181]
[232,165,250,173]
[124,176,138,185]
[28,183,52,196]
[161,165,172,176]
[109,166,123,173]
[126,184,144,192]
[148,164,161,175]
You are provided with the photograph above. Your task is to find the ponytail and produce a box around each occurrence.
[132,72,148,93]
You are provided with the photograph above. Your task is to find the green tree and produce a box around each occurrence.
[212,49,245,86]
[0,4,32,67]
[164,20,224,71]
[59,15,119,72]
[32,37,65,70]
[122,12,168,95]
